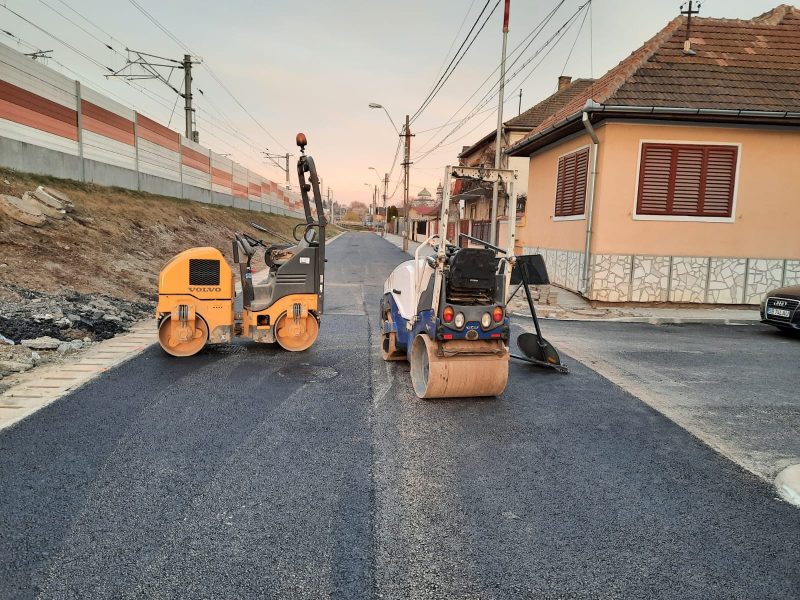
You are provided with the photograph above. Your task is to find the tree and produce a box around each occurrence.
[386,205,398,222]
[349,201,368,216]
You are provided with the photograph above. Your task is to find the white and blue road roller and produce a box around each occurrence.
[380,165,567,399]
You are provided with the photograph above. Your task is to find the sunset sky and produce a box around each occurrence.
[2,0,784,206]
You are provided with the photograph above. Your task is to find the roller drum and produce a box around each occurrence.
[410,335,509,399]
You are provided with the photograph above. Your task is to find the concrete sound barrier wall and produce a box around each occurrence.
[0,41,305,219]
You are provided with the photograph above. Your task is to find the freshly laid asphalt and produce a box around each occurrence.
[1,232,798,599]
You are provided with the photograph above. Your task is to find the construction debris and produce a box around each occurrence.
[34,186,73,211]
[23,191,65,219]
[0,194,46,226]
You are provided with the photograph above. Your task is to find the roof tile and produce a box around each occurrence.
[516,4,800,146]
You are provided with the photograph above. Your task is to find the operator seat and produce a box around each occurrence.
[249,234,313,312]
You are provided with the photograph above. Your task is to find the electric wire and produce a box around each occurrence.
[410,0,500,124]
[413,0,566,155]
[11,1,280,169]
[560,1,590,77]
[125,0,288,151]
[413,1,591,164]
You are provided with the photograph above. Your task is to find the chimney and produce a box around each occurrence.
[558,75,572,91]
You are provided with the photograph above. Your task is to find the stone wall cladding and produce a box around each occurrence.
[522,247,796,304]
[591,254,632,302]
[630,256,670,302]
[669,257,709,303]
[745,259,784,303]
[707,258,747,304]
[785,260,800,287]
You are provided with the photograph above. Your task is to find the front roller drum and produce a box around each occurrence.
[275,313,319,351]
[410,334,509,399]
[158,314,209,357]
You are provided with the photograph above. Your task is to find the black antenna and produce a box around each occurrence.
[680,1,701,55]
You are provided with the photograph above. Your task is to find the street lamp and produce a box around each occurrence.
[368,102,399,135]
[370,102,410,251]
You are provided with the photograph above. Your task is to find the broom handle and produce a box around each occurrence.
[520,264,545,342]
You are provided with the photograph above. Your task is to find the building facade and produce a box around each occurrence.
[508,5,800,304]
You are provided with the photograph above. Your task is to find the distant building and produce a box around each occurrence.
[507,4,800,304]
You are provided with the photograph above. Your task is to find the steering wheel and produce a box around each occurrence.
[293,222,319,244]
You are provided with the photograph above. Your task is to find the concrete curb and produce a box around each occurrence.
[776,465,800,507]
[510,311,759,326]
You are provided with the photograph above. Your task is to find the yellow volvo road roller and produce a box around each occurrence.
[155,133,327,356]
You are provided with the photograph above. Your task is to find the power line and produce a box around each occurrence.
[560,2,590,77]
[0,4,115,74]
[2,7,269,165]
[430,0,479,87]
[53,0,126,50]
[23,1,278,162]
[413,2,591,164]
[410,0,498,124]
[125,0,288,151]
[413,0,566,155]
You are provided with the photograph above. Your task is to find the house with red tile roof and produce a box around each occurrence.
[507,4,800,304]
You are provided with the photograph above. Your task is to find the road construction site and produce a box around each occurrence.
[1,231,798,599]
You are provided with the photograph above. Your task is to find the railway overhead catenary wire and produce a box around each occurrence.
[4,2,280,170]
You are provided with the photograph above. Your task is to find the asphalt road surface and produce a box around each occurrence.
[1,232,798,599]
[531,319,800,481]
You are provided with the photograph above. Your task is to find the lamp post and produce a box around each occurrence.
[369,102,411,251]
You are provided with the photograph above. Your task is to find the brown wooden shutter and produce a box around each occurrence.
[554,147,589,217]
[703,147,737,215]
[637,143,737,217]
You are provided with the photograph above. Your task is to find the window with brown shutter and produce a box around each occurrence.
[554,147,589,217]
[637,143,737,217]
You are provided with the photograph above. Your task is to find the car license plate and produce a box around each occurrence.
[767,307,791,318]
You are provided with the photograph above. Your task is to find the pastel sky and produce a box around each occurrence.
[2,0,785,207]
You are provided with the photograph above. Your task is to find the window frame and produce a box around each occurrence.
[552,144,590,221]
[632,139,741,223]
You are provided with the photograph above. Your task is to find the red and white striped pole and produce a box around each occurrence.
[490,0,510,245]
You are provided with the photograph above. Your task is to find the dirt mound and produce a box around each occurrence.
[0,167,327,301]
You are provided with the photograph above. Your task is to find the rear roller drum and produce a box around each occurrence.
[275,313,319,352]
[410,334,509,399]
[381,307,405,361]
[381,331,405,361]
[158,315,209,357]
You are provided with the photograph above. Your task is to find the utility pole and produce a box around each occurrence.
[518,88,522,115]
[383,172,388,237]
[402,114,413,252]
[327,187,333,224]
[182,54,194,141]
[109,50,201,141]
[263,149,294,188]
[489,0,510,246]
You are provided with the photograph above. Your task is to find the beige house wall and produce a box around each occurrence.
[517,120,800,304]
[592,122,800,258]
